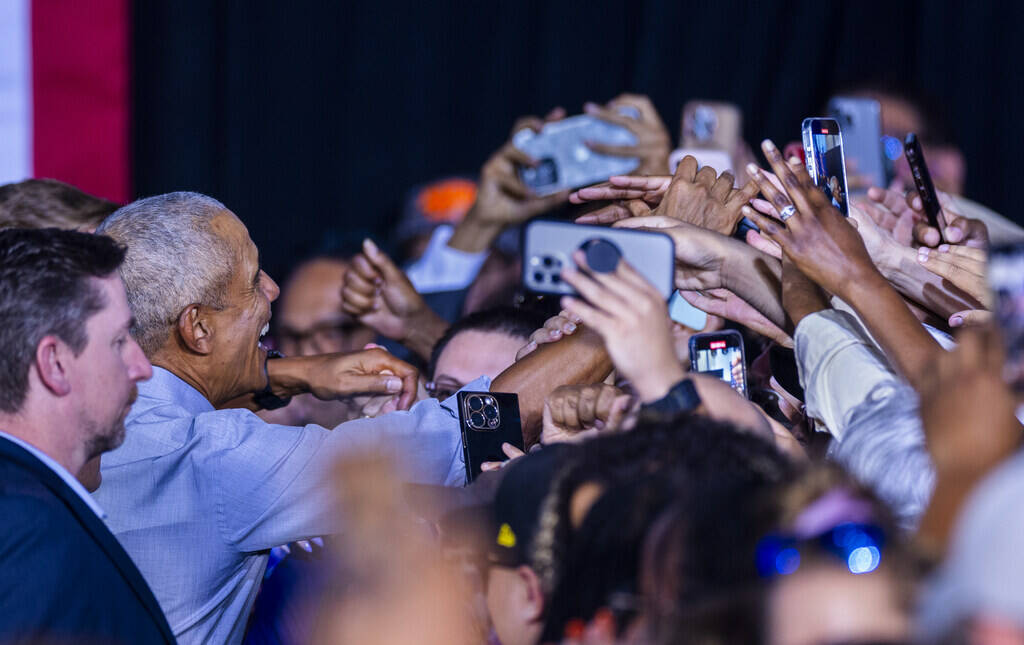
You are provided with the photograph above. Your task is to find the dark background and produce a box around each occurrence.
[133,0,1022,281]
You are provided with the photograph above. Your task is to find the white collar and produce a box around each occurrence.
[0,431,107,519]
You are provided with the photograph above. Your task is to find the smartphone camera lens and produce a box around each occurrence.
[542,256,554,268]
[470,412,486,428]
[533,271,545,283]
[484,404,498,420]
[468,396,484,412]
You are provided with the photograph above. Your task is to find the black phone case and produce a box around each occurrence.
[458,391,524,483]
[904,133,943,234]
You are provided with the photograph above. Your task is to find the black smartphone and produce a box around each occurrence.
[988,243,1024,392]
[801,117,850,216]
[904,133,944,240]
[688,330,748,398]
[522,220,676,300]
[457,391,524,482]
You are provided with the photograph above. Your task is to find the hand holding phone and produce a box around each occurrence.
[458,392,524,482]
[522,220,675,300]
[558,253,687,404]
[904,133,944,243]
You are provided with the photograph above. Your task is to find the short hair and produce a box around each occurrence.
[0,178,119,230]
[0,228,126,413]
[96,192,234,356]
[428,306,547,378]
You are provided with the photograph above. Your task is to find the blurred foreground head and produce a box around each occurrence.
[0,178,118,231]
[314,453,479,645]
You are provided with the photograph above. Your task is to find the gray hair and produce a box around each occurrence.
[95,191,235,356]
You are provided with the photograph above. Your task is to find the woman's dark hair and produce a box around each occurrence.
[427,306,546,379]
[536,415,796,642]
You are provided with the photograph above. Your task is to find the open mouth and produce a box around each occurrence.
[258,322,270,351]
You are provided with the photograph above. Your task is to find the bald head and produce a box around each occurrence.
[277,257,375,356]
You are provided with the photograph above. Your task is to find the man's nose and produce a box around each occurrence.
[261,271,281,303]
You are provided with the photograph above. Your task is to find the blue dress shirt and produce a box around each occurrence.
[93,366,483,645]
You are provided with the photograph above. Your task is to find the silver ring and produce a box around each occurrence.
[779,205,796,221]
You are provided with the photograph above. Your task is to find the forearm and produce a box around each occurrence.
[878,246,983,318]
[722,247,787,328]
[492,325,613,445]
[841,273,942,389]
[446,208,505,253]
[916,469,988,558]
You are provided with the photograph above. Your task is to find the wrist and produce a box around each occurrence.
[447,206,504,253]
[630,362,688,404]
[838,266,890,305]
[265,355,312,398]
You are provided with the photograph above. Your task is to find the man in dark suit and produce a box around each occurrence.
[0,228,175,644]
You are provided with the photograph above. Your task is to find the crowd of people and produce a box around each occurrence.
[1,87,1023,645]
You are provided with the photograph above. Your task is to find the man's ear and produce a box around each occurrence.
[35,335,72,397]
[517,565,545,623]
[177,304,214,355]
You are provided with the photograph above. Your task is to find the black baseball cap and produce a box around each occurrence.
[436,443,576,569]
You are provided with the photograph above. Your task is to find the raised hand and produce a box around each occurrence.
[448,108,572,253]
[652,154,760,235]
[541,383,634,444]
[611,215,733,291]
[680,288,792,346]
[559,253,686,403]
[341,239,448,359]
[582,94,671,175]
[741,141,881,300]
[515,310,583,361]
[916,244,990,307]
[571,175,669,226]
[908,191,989,249]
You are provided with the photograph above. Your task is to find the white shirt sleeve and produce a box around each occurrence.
[404,225,489,294]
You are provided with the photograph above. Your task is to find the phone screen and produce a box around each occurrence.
[802,119,850,216]
[989,243,1024,392]
[690,332,747,396]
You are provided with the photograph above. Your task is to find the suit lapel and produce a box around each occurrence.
[0,438,176,643]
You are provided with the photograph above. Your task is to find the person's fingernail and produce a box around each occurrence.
[917,248,930,262]
[947,227,963,241]
[788,156,801,164]
[385,377,401,392]
[746,163,760,176]
[549,330,562,339]
[563,322,577,333]
[938,244,950,253]
[364,238,379,254]
[762,139,777,151]
[950,315,964,327]
[300,541,313,553]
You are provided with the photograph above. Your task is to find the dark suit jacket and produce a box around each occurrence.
[0,436,176,644]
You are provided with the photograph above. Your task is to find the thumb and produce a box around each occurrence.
[362,239,405,283]
[344,373,404,396]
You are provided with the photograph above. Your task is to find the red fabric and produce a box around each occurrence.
[31,0,131,203]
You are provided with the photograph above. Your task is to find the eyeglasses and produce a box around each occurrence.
[755,522,886,578]
[424,378,463,401]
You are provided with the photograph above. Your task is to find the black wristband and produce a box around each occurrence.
[639,378,701,419]
[253,350,292,411]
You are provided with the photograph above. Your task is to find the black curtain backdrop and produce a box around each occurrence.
[134,0,1023,281]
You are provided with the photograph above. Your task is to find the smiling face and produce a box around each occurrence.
[202,212,280,402]
[68,274,153,460]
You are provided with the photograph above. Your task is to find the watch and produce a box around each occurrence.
[639,378,701,419]
[253,350,293,411]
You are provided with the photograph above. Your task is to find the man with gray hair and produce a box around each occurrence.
[92,192,611,645]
